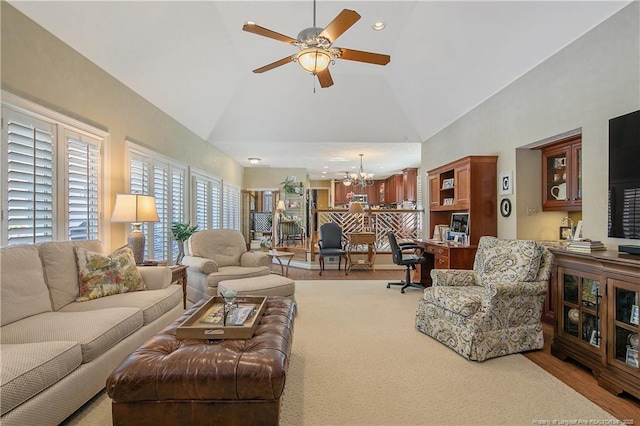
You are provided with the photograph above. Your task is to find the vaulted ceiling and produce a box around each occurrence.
[9,1,629,180]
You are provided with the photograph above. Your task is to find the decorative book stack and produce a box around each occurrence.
[567,239,606,253]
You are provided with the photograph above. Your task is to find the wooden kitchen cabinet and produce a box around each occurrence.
[539,134,582,212]
[402,168,418,202]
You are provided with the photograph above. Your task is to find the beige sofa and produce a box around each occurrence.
[181,229,271,302]
[0,241,183,426]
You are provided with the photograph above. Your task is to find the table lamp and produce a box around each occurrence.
[348,202,365,231]
[276,199,286,219]
[111,193,159,264]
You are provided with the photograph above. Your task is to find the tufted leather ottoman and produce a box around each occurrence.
[106,297,295,426]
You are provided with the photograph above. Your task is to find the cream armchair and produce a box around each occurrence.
[181,229,270,303]
[415,236,553,361]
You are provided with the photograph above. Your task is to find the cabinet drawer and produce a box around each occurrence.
[433,246,450,269]
[434,254,450,269]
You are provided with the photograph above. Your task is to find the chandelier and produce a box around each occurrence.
[342,154,374,187]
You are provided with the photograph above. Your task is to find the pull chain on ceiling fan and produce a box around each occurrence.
[242,0,390,88]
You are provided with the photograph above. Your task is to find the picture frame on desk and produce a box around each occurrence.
[438,225,450,242]
[559,226,573,241]
[442,178,454,189]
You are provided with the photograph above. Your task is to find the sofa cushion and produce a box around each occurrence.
[39,240,104,310]
[481,240,543,284]
[60,285,182,325]
[0,341,82,415]
[75,245,146,302]
[422,286,485,317]
[0,308,142,363]
[1,245,52,326]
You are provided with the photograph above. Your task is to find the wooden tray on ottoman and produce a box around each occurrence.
[176,296,267,340]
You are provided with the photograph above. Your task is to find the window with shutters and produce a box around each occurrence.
[1,94,105,246]
[192,170,221,231]
[223,182,240,231]
[127,143,187,263]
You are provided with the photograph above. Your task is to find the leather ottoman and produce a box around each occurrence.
[106,297,295,426]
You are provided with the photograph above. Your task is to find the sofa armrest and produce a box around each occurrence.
[488,280,547,299]
[181,255,218,274]
[137,266,172,290]
[430,269,478,287]
[240,251,270,268]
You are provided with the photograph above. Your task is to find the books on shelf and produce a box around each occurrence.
[567,239,606,253]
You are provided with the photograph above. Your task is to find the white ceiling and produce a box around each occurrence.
[9,0,630,180]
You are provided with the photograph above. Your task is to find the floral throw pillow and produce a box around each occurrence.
[75,245,146,302]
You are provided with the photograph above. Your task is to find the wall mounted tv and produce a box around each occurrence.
[608,109,640,239]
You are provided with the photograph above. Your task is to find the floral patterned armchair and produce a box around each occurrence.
[415,236,553,361]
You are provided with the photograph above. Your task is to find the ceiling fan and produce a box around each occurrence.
[242,0,391,88]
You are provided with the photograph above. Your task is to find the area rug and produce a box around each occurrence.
[63,280,615,425]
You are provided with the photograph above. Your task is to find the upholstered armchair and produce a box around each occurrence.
[181,229,271,302]
[415,236,553,361]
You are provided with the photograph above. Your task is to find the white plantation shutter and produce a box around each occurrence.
[2,97,106,246]
[127,144,187,263]
[194,177,209,231]
[223,182,240,231]
[152,164,169,260]
[192,172,221,230]
[171,169,186,255]
[66,130,100,240]
[4,113,55,245]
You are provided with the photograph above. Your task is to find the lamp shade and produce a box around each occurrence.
[296,48,331,74]
[348,202,365,214]
[276,200,286,213]
[111,194,159,265]
[111,194,159,223]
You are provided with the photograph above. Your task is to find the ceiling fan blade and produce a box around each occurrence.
[253,56,293,73]
[242,23,296,44]
[338,48,391,66]
[317,68,334,88]
[319,9,360,43]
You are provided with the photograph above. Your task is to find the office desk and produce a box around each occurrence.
[413,240,477,286]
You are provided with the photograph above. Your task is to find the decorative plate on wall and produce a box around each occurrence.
[500,198,512,217]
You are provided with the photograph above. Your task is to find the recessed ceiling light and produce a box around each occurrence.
[372,22,386,31]
[322,171,327,174]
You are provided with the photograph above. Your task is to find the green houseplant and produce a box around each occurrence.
[171,222,198,264]
[281,176,301,194]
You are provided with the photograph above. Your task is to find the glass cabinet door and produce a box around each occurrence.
[610,279,639,371]
[560,268,602,349]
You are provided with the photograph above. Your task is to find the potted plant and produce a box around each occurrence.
[281,176,301,194]
[171,222,198,264]
[259,236,272,252]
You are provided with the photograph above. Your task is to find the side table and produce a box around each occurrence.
[254,250,295,277]
[347,232,376,273]
[170,265,188,308]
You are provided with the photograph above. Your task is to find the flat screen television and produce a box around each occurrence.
[608,109,640,240]
[449,212,469,240]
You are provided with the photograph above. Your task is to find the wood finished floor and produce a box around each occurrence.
[286,266,640,423]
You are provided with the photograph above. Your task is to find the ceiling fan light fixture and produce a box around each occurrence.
[248,157,261,165]
[296,48,332,74]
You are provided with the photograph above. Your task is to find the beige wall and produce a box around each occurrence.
[243,167,307,190]
[421,2,639,246]
[1,3,242,249]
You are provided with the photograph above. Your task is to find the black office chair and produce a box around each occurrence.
[386,231,426,293]
[318,222,348,276]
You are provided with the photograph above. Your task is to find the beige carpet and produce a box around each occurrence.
[63,280,615,425]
